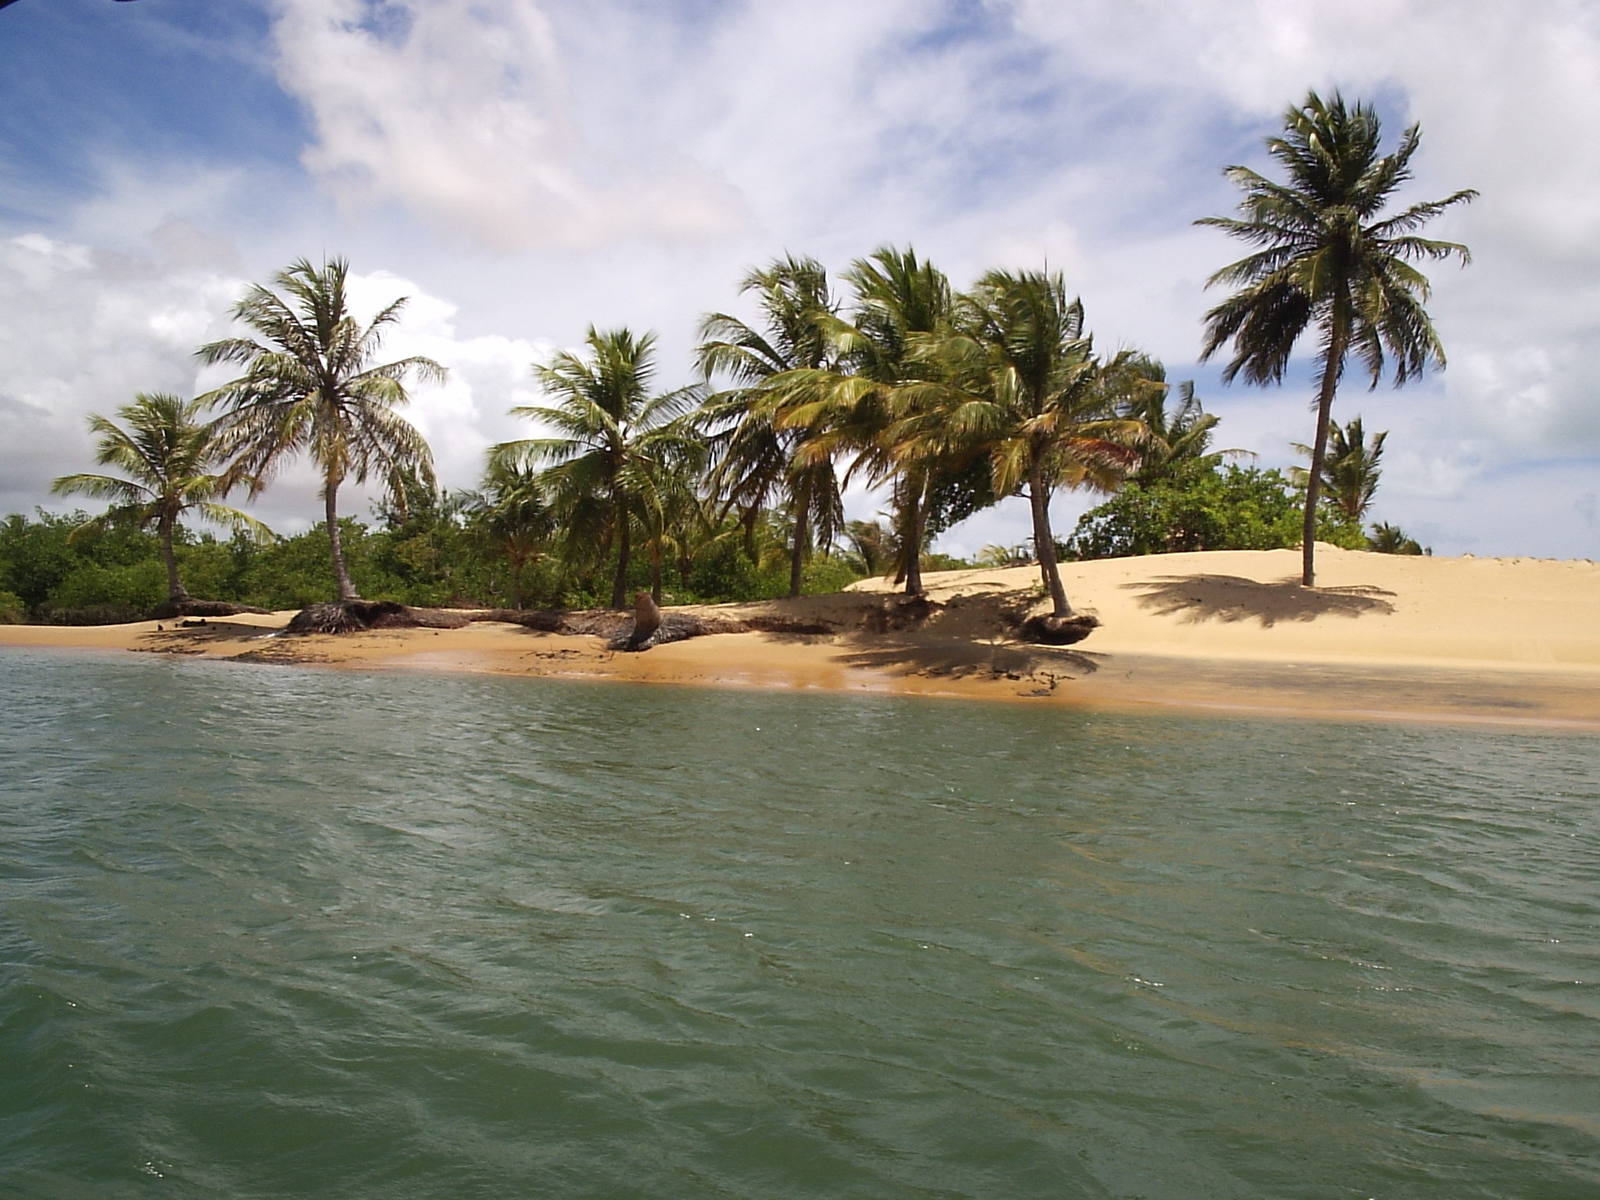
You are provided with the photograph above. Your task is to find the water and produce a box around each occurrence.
[2,648,1597,1199]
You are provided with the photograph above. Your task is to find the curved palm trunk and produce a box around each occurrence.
[325,476,360,601]
[1027,459,1072,617]
[157,510,190,603]
[788,477,811,599]
[1302,314,1351,588]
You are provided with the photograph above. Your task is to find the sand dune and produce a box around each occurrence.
[4,546,1596,729]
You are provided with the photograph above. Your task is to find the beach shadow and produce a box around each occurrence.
[1126,574,1396,628]
[834,634,1101,682]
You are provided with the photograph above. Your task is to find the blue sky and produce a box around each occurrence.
[2,0,1596,560]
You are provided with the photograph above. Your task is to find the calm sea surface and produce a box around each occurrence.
[2,648,1597,1199]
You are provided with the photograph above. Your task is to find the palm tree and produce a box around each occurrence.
[1293,416,1387,522]
[467,459,556,608]
[1118,366,1234,486]
[197,257,445,602]
[901,269,1142,617]
[51,393,270,605]
[697,254,844,597]
[767,246,955,594]
[1196,91,1475,586]
[491,327,701,609]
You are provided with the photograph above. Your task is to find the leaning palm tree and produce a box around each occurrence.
[902,269,1143,618]
[1196,91,1475,586]
[767,246,955,594]
[491,327,701,609]
[51,392,271,606]
[696,254,844,597]
[197,257,445,602]
[1293,415,1387,523]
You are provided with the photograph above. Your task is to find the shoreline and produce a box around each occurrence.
[5,546,1598,732]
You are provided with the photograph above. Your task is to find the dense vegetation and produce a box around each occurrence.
[5,91,1463,624]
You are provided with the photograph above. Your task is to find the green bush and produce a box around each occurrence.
[0,589,26,623]
[1066,464,1364,560]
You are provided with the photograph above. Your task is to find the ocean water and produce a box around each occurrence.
[2,647,1597,1200]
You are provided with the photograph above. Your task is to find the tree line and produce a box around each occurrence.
[6,90,1465,623]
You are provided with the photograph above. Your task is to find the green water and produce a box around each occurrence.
[2,648,1597,1199]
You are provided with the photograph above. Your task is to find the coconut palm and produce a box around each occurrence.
[467,459,556,609]
[1293,415,1387,522]
[51,392,270,605]
[1117,366,1235,486]
[696,254,844,597]
[1196,90,1475,586]
[197,256,445,602]
[766,246,955,594]
[901,269,1143,617]
[491,327,701,609]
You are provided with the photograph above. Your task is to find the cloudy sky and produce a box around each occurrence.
[2,0,1596,559]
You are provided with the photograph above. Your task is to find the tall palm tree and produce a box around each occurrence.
[51,392,270,605]
[1293,415,1387,522]
[491,327,701,608]
[767,246,954,594]
[197,257,445,602]
[902,269,1143,617]
[1196,91,1475,586]
[696,254,844,597]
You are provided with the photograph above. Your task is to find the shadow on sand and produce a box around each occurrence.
[834,635,1101,683]
[1126,574,1396,627]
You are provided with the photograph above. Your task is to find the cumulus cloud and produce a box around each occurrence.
[272,0,745,250]
[5,0,1597,559]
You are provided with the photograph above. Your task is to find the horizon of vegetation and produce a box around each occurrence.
[4,90,1472,626]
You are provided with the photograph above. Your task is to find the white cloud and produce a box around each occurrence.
[6,0,1598,561]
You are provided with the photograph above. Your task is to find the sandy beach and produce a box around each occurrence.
[5,546,1597,730]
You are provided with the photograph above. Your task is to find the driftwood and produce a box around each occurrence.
[285,600,470,634]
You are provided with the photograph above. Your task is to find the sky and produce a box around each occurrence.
[1,0,1596,561]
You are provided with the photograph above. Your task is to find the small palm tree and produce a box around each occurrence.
[902,269,1142,617]
[1293,416,1387,522]
[51,393,270,605]
[1197,91,1475,586]
[197,257,445,602]
[492,327,701,608]
[1118,366,1236,486]
[467,459,556,609]
[697,254,845,598]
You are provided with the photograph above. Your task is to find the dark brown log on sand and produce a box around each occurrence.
[285,601,471,634]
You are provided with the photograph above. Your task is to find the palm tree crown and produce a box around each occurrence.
[51,392,269,603]
[1196,91,1474,585]
[696,254,844,597]
[197,257,445,601]
[492,327,701,608]
[903,269,1143,616]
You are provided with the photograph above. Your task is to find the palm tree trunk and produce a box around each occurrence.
[788,478,811,599]
[611,500,632,609]
[649,540,663,605]
[1302,315,1351,588]
[158,510,189,603]
[894,474,925,595]
[325,476,360,601]
[1028,459,1071,617]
